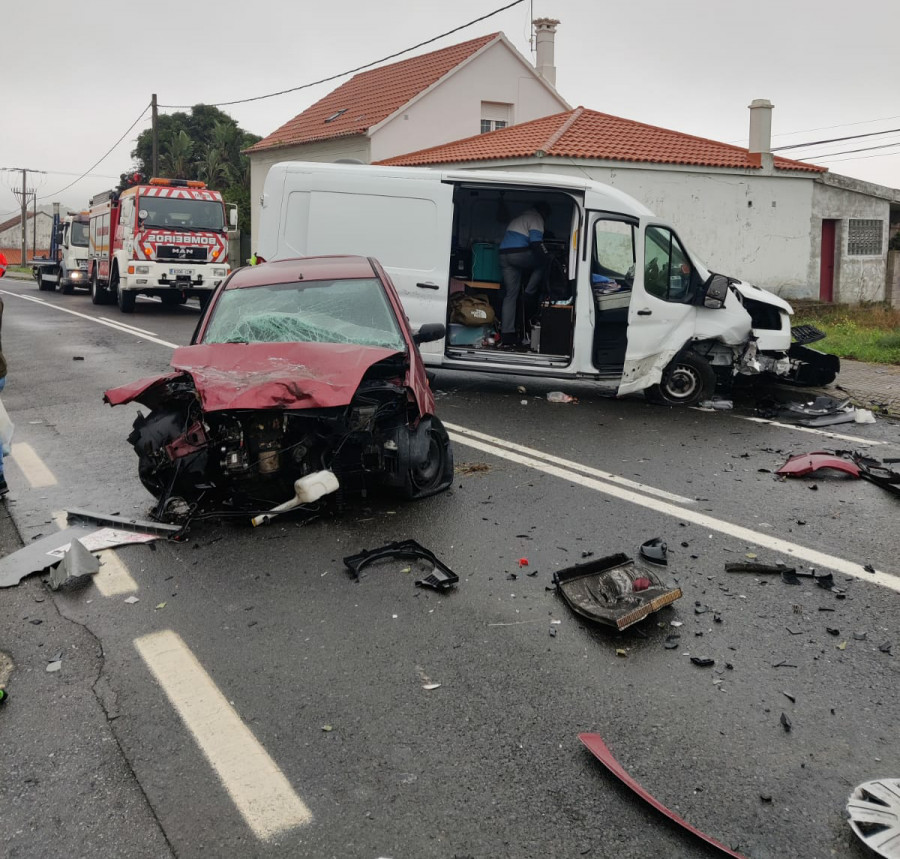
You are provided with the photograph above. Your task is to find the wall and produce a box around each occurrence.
[812,177,891,303]
[0,212,55,262]
[455,159,816,296]
[248,136,370,248]
[370,42,566,163]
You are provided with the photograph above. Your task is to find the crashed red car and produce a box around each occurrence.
[104,256,454,520]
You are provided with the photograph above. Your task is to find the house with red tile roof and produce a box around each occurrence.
[246,22,569,247]
[0,209,55,265]
[377,102,900,303]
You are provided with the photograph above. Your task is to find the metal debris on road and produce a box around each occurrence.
[846,779,900,858]
[48,539,100,591]
[579,733,748,858]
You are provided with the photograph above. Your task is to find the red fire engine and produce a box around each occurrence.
[88,177,236,313]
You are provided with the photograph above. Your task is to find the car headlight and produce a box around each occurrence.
[136,265,150,274]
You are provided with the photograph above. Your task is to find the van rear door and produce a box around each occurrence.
[618,223,698,396]
[271,166,453,357]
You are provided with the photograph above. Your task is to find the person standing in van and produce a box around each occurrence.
[498,202,551,347]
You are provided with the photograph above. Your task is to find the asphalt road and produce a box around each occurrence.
[1,278,898,859]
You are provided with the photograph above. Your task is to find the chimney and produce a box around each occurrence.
[533,18,560,86]
[748,98,774,168]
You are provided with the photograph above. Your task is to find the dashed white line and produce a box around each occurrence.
[135,630,313,839]
[735,415,890,446]
[11,442,57,487]
[93,550,139,596]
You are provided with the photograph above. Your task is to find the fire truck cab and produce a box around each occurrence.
[88,177,236,313]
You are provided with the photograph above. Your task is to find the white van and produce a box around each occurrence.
[257,162,837,405]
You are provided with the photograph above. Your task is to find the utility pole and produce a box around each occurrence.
[151,93,159,177]
[32,188,37,259]
[1,167,45,264]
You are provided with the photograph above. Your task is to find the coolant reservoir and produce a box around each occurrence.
[294,470,340,503]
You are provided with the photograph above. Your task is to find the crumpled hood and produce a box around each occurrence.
[729,279,794,315]
[105,342,406,411]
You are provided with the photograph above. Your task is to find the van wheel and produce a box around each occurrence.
[645,352,715,406]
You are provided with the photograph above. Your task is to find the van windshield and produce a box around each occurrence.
[70,221,89,247]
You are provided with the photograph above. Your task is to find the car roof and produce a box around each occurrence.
[225,255,378,289]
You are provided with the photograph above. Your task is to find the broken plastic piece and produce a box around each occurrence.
[639,538,668,566]
[725,562,796,575]
[48,539,100,591]
[251,470,340,526]
[553,553,682,631]
[847,779,900,858]
[780,712,792,732]
[66,508,181,536]
[776,452,861,479]
[691,657,715,667]
[579,733,747,858]
[343,540,458,592]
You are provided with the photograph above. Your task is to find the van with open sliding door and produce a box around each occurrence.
[257,162,837,405]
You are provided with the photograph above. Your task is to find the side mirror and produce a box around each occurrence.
[413,323,445,345]
[701,274,729,309]
[228,206,239,229]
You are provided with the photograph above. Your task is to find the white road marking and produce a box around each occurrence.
[93,550,138,596]
[735,415,889,446]
[10,442,57,487]
[449,431,899,591]
[99,317,158,336]
[443,422,696,505]
[1,290,178,348]
[135,630,313,839]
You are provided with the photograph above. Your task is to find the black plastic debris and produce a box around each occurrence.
[863,564,876,573]
[640,538,668,566]
[553,552,682,631]
[879,641,892,654]
[780,713,792,732]
[781,569,801,586]
[691,657,715,667]
[664,635,680,650]
[342,540,459,592]
[725,562,796,575]
[826,628,840,636]
[783,692,796,703]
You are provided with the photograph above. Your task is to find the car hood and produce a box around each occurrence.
[105,342,408,412]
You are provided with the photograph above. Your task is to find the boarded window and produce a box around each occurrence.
[847,219,883,256]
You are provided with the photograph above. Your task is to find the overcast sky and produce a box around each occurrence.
[3,0,898,217]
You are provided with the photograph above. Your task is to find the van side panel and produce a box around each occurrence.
[265,165,454,357]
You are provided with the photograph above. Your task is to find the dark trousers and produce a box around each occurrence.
[499,250,544,336]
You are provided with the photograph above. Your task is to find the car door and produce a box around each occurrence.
[618,223,700,396]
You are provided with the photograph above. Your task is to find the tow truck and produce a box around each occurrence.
[31,211,90,293]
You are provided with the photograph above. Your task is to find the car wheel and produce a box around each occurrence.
[645,352,716,407]
[401,417,454,499]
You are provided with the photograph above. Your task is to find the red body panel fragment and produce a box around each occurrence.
[775,452,861,478]
[579,733,748,858]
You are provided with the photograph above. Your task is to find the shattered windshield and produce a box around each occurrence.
[201,278,407,351]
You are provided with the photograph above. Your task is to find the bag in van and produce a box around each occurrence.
[450,293,495,326]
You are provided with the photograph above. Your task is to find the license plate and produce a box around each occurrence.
[169,268,192,276]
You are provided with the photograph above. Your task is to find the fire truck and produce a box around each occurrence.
[88,177,237,313]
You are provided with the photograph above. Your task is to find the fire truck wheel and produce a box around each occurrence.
[91,270,106,305]
[118,289,136,313]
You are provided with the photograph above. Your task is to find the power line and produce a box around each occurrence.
[771,113,900,140]
[159,0,525,109]
[772,126,900,152]
[796,140,900,160]
[37,104,151,200]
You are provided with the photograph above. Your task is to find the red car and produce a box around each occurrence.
[105,256,453,520]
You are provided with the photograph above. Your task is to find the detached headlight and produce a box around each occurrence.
[136,265,150,274]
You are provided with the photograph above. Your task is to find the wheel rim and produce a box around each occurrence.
[663,364,702,401]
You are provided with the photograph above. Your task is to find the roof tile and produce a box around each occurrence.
[377,107,826,173]
[247,33,500,153]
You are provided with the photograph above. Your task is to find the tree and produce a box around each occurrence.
[123,104,261,232]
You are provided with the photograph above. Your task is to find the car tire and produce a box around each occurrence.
[645,352,716,407]
[400,416,454,500]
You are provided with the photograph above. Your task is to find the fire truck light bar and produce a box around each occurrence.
[148,178,207,189]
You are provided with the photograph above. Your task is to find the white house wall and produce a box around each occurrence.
[369,44,566,163]
[249,136,370,249]
[812,181,890,303]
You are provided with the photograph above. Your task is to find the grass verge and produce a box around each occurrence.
[793,302,900,366]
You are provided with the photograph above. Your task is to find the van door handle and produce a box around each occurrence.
[637,309,652,316]
[416,281,440,290]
